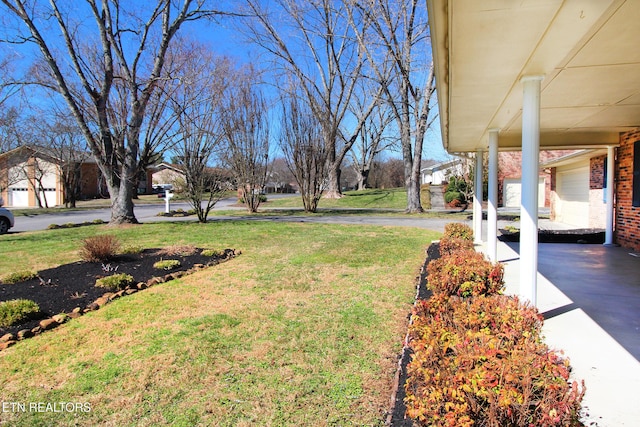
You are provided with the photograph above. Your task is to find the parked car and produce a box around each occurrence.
[0,207,14,234]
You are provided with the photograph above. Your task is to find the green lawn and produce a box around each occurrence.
[0,221,439,426]
[265,188,410,210]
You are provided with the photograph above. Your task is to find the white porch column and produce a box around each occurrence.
[520,75,543,306]
[604,146,616,246]
[487,129,500,262]
[473,149,483,244]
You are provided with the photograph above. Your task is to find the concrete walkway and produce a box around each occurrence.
[480,240,640,426]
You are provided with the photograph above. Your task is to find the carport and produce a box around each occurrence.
[426,0,640,305]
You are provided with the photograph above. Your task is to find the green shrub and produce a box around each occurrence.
[0,299,41,327]
[406,295,585,427]
[47,224,61,229]
[427,250,504,298]
[80,235,121,262]
[2,270,38,284]
[201,249,223,257]
[122,245,144,255]
[443,223,473,240]
[439,237,475,255]
[95,273,134,290]
[153,259,181,270]
[444,190,463,204]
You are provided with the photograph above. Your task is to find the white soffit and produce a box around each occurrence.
[429,0,640,153]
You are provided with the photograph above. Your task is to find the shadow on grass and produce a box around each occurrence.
[217,208,471,219]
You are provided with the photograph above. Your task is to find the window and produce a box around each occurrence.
[633,141,640,207]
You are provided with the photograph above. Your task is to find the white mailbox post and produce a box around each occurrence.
[164,189,174,213]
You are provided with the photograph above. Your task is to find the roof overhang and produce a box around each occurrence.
[426,0,640,153]
[540,148,609,168]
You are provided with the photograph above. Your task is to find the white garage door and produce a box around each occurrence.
[9,188,29,207]
[556,166,589,227]
[40,189,57,207]
[503,178,545,208]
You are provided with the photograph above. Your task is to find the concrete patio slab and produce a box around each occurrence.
[480,241,640,426]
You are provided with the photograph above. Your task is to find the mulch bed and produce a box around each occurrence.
[387,243,436,426]
[0,248,237,339]
[499,228,605,243]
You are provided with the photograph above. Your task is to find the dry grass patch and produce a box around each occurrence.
[154,244,198,257]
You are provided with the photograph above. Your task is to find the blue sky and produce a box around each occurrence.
[0,1,449,163]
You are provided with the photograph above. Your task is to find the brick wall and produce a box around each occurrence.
[616,130,640,251]
[589,156,606,228]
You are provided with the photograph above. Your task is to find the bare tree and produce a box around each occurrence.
[243,0,380,199]
[0,0,235,223]
[0,53,19,111]
[349,0,436,212]
[219,66,270,213]
[369,156,405,189]
[280,93,327,213]
[171,51,232,223]
[350,98,397,190]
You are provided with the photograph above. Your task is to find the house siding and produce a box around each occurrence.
[616,130,640,251]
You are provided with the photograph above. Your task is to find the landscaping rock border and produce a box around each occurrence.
[0,249,240,352]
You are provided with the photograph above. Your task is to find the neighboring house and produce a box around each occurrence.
[149,163,185,191]
[542,149,609,229]
[0,145,103,207]
[420,157,465,185]
[498,150,579,208]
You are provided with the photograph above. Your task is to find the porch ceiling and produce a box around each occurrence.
[427,0,640,153]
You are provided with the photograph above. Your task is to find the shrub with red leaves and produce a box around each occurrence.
[439,237,475,255]
[427,250,504,298]
[443,223,474,240]
[405,295,585,427]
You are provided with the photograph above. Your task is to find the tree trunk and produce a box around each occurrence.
[109,180,137,224]
[324,155,343,199]
[356,168,369,191]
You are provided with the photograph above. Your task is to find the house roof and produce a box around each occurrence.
[149,162,184,174]
[540,148,608,168]
[0,145,95,164]
[427,0,640,153]
[420,157,463,173]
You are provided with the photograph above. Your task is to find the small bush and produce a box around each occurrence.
[439,237,475,255]
[95,273,134,290]
[47,224,61,229]
[201,248,223,257]
[2,270,38,284]
[444,190,463,204]
[443,223,473,240]
[153,259,181,270]
[121,245,144,255]
[80,235,121,262]
[427,250,504,298]
[0,299,41,327]
[406,295,585,427]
